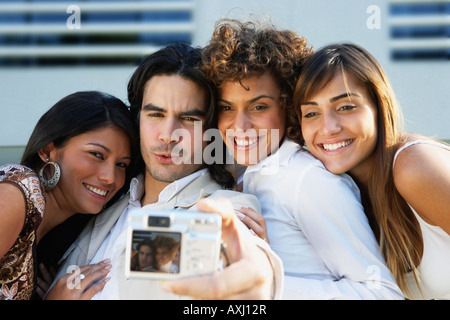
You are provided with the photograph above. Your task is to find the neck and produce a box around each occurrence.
[36,189,75,243]
[348,155,376,189]
[141,171,171,206]
[349,169,370,189]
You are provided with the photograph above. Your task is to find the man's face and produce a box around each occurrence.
[139,75,208,186]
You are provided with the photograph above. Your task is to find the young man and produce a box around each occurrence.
[48,43,283,300]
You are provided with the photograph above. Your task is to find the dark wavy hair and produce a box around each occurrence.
[21,90,141,207]
[201,18,313,139]
[127,42,234,189]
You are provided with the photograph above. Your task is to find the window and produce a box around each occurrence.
[0,0,195,66]
[389,0,449,60]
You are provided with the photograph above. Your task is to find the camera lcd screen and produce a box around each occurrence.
[130,230,181,274]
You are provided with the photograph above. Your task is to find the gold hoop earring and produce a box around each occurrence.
[38,161,61,190]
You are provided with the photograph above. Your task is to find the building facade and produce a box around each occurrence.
[0,0,448,163]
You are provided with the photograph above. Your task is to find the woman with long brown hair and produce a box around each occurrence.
[291,43,450,299]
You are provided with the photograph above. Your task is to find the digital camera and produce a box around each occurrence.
[125,208,222,280]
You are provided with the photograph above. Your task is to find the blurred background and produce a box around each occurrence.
[0,0,448,164]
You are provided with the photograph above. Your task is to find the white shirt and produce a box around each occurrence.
[243,139,403,299]
[91,169,207,300]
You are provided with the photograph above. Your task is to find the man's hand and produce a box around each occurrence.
[161,198,274,299]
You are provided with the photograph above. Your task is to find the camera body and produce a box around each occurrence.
[125,208,222,280]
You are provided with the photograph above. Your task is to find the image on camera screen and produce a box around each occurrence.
[130,230,181,274]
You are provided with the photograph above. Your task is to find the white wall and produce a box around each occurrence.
[193,0,449,140]
[0,66,135,147]
[0,0,448,163]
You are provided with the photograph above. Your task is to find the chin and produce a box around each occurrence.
[324,163,348,175]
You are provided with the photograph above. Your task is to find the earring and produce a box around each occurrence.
[38,161,61,190]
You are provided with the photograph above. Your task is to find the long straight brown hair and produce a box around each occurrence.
[290,43,423,298]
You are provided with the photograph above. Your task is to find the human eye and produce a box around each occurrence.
[184,117,202,122]
[338,104,357,112]
[146,112,164,118]
[300,104,320,119]
[303,111,318,118]
[89,151,104,160]
[218,105,232,112]
[116,161,129,169]
[252,104,268,111]
[181,117,202,125]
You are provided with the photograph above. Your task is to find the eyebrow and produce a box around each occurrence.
[219,95,276,105]
[330,92,361,102]
[87,142,111,153]
[142,103,206,118]
[301,92,361,106]
[87,143,132,160]
[142,103,163,112]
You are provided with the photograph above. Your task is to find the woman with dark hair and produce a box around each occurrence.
[0,91,140,300]
[292,43,450,299]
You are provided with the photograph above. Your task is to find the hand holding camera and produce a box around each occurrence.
[159,198,276,299]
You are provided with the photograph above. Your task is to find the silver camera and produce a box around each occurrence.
[125,208,222,280]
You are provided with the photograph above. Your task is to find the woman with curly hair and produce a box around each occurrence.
[201,18,403,299]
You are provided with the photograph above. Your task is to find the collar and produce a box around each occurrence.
[128,168,211,209]
[244,138,301,175]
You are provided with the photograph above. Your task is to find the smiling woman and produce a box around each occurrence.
[0,91,140,300]
[298,71,378,180]
[292,43,450,299]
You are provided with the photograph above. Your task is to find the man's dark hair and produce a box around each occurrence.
[127,43,234,189]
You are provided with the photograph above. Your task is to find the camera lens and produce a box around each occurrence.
[148,216,170,227]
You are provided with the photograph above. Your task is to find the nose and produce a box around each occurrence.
[233,110,253,132]
[98,162,116,186]
[320,111,342,136]
[159,117,181,144]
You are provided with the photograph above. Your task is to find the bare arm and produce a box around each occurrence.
[393,143,450,235]
[0,183,26,259]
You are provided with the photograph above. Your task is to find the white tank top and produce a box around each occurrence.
[393,140,450,299]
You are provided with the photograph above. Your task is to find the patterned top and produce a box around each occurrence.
[0,164,45,300]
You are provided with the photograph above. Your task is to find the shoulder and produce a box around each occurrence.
[393,140,450,227]
[291,150,360,194]
[208,189,261,213]
[1,164,37,181]
[0,164,45,217]
[393,140,450,189]
[1,164,41,190]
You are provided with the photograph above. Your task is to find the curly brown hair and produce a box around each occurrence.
[201,18,313,140]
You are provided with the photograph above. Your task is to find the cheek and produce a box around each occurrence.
[300,122,314,146]
[140,124,157,147]
[116,169,127,188]
[217,121,231,144]
[269,117,285,135]
[218,115,232,133]
[360,112,378,142]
